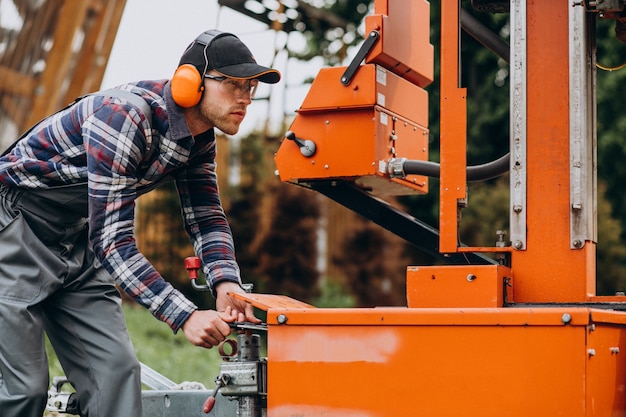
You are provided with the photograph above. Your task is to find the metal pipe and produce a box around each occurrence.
[460,8,510,64]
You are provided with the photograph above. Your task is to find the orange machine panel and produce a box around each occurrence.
[264,307,626,417]
[275,65,429,196]
[365,0,434,87]
[297,65,428,127]
[406,264,512,308]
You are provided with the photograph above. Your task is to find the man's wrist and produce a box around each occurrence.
[215,280,243,296]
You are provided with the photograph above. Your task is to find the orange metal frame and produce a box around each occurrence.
[264,0,626,415]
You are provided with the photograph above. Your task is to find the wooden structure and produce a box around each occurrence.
[0,0,126,149]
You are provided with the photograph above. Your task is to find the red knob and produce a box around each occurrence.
[185,257,201,280]
[203,396,216,413]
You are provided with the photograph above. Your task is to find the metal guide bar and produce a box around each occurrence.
[509,0,527,250]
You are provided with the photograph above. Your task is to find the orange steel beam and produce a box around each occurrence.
[439,0,467,253]
[510,0,596,303]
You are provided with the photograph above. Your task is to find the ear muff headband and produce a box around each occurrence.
[171,30,225,108]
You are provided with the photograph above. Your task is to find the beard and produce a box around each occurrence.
[201,102,246,135]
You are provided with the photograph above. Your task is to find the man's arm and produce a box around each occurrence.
[84,102,198,332]
[175,139,259,324]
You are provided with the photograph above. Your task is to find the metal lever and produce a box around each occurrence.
[285,131,316,157]
[229,322,268,332]
[340,30,380,86]
[203,374,231,413]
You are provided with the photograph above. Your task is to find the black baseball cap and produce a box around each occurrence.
[179,30,281,84]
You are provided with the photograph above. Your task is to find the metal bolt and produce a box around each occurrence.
[513,240,523,250]
[513,205,523,213]
[588,348,596,357]
[561,313,572,324]
[610,347,620,354]
[277,314,288,324]
[573,239,582,248]
[496,230,508,248]
[466,274,476,282]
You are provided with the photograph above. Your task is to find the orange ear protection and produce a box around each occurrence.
[171,30,224,108]
[171,64,204,108]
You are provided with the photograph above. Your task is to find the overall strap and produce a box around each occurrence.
[1,89,153,157]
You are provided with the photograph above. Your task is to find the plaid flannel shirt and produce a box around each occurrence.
[0,80,242,332]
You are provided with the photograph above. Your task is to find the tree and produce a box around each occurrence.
[332,216,409,306]
[595,16,626,243]
[252,182,321,301]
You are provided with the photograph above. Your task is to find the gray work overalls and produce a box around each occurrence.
[0,183,142,417]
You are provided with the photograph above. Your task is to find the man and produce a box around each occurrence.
[0,29,280,417]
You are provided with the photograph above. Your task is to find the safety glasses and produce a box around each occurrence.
[204,74,259,98]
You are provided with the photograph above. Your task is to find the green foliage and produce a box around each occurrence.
[595,16,626,244]
[597,181,626,295]
[288,0,371,65]
[312,277,357,307]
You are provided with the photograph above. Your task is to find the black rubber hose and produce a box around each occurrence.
[402,152,510,182]
[460,8,510,64]
[400,10,511,183]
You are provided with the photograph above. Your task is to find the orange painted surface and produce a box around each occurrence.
[365,0,434,87]
[406,265,512,308]
[274,65,429,195]
[262,307,626,417]
[439,0,467,253]
[228,292,315,310]
[436,0,595,301]
[264,1,622,415]
[508,0,595,302]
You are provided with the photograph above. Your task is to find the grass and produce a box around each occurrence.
[46,303,226,390]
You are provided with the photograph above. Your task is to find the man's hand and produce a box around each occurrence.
[215,281,261,324]
[182,306,237,348]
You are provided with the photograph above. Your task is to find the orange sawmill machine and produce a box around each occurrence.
[200,0,626,416]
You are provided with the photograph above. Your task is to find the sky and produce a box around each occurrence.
[101,0,326,138]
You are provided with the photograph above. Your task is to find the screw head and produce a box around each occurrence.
[561,313,572,324]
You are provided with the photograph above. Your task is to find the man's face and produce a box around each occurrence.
[198,72,256,135]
